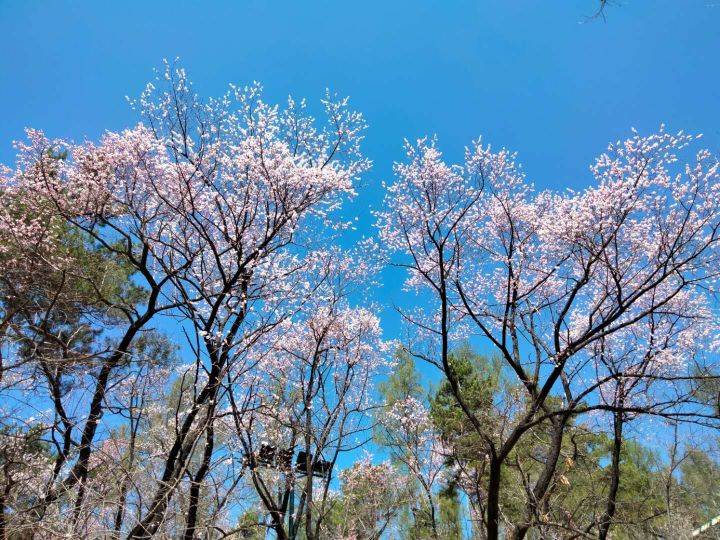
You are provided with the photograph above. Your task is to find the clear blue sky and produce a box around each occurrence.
[2,0,719,341]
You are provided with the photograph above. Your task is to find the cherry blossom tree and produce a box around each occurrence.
[378,128,720,538]
[230,248,390,539]
[116,64,368,539]
[0,61,372,538]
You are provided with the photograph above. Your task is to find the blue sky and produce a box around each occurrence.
[2,0,719,342]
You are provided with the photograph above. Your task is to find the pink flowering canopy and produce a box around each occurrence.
[378,128,720,406]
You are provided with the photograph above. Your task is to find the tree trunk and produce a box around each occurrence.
[598,410,623,540]
[183,418,215,540]
[512,415,570,540]
[127,361,222,539]
[127,395,212,538]
[41,295,161,518]
[486,455,503,540]
[113,411,138,537]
